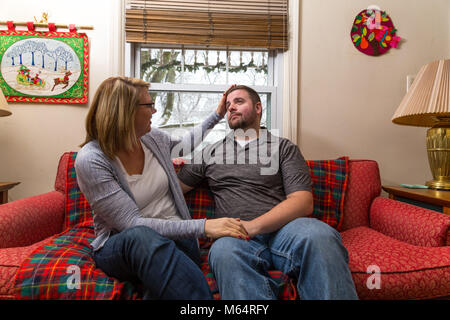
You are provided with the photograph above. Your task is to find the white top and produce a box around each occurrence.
[115,141,181,221]
[235,138,255,147]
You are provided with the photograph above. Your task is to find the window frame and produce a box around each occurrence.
[125,42,284,130]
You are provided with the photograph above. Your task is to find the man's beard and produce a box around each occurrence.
[228,112,258,130]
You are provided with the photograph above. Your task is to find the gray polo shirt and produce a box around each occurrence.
[177,129,312,221]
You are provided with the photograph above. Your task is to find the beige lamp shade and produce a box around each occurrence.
[0,89,11,117]
[392,59,450,127]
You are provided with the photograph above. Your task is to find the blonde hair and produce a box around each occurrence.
[81,76,150,159]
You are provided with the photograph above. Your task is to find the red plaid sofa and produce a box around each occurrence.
[1,151,449,299]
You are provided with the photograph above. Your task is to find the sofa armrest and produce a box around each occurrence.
[0,191,65,248]
[369,196,450,247]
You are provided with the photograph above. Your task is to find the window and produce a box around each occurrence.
[124,0,288,149]
[126,43,283,148]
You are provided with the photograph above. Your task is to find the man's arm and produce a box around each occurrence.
[240,190,313,237]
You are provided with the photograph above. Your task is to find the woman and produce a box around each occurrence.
[75,77,247,300]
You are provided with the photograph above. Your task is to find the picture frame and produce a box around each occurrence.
[0,29,89,103]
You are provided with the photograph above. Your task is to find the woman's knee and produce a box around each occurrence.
[120,226,172,252]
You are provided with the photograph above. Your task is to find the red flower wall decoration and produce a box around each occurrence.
[350,9,401,56]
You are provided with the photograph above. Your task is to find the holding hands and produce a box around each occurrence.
[204,217,250,240]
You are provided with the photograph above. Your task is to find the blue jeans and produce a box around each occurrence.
[93,225,213,300]
[208,218,358,300]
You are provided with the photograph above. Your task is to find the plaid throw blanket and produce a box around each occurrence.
[15,152,139,300]
[306,157,349,231]
[15,152,348,300]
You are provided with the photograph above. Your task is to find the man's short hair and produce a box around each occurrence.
[226,85,261,107]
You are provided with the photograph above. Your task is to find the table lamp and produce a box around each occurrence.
[392,59,450,189]
[0,89,11,117]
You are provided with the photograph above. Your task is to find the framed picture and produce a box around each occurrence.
[0,29,88,103]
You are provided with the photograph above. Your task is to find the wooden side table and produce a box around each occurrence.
[382,185,450,215]
[0,182,20,204]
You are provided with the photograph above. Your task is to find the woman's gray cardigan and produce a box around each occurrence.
[75,111,221,251]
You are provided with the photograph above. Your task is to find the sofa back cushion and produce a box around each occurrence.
[59,152,380,232]
[64,152,93,229]
[340,160,381,231]
[55,152,70,194]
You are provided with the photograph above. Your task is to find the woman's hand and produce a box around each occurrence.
[216,84,236,117]
[204,217,249,240]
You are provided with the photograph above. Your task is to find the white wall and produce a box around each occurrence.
[298,0,450,187]
[0,0,124,201]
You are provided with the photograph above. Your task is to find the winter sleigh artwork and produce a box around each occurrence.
[0,23,88,104]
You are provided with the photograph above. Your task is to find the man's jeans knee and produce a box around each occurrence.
[209,237,279,300]
[273,218,357,300]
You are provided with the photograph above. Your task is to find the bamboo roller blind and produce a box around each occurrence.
[125,0,289,50]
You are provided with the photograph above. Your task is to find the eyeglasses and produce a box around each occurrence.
[139,102,156,110]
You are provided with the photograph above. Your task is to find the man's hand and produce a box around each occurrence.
[215,84,236,117]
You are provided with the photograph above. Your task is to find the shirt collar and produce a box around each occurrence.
[225,127,269,145]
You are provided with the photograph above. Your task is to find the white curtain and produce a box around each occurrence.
[282,0,300,144]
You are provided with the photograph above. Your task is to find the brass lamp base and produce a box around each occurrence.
[425,179,450,190]
[426,121,450,190]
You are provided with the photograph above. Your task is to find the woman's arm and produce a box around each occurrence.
[168,111,222,158]
[169,86,233,157]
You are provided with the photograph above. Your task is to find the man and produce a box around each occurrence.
[177,85,358,300]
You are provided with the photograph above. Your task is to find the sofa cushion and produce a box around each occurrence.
[0,238,53,299]
[64,152,93,229]
[341,226,450,299]
[55,152,70,194]
[0,191,65,248]
[306,157,349,231]
[341,160,381,231]
[370,197,450,247]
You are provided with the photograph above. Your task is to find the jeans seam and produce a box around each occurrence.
[269,248,297,275]
[253,246,277,299]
